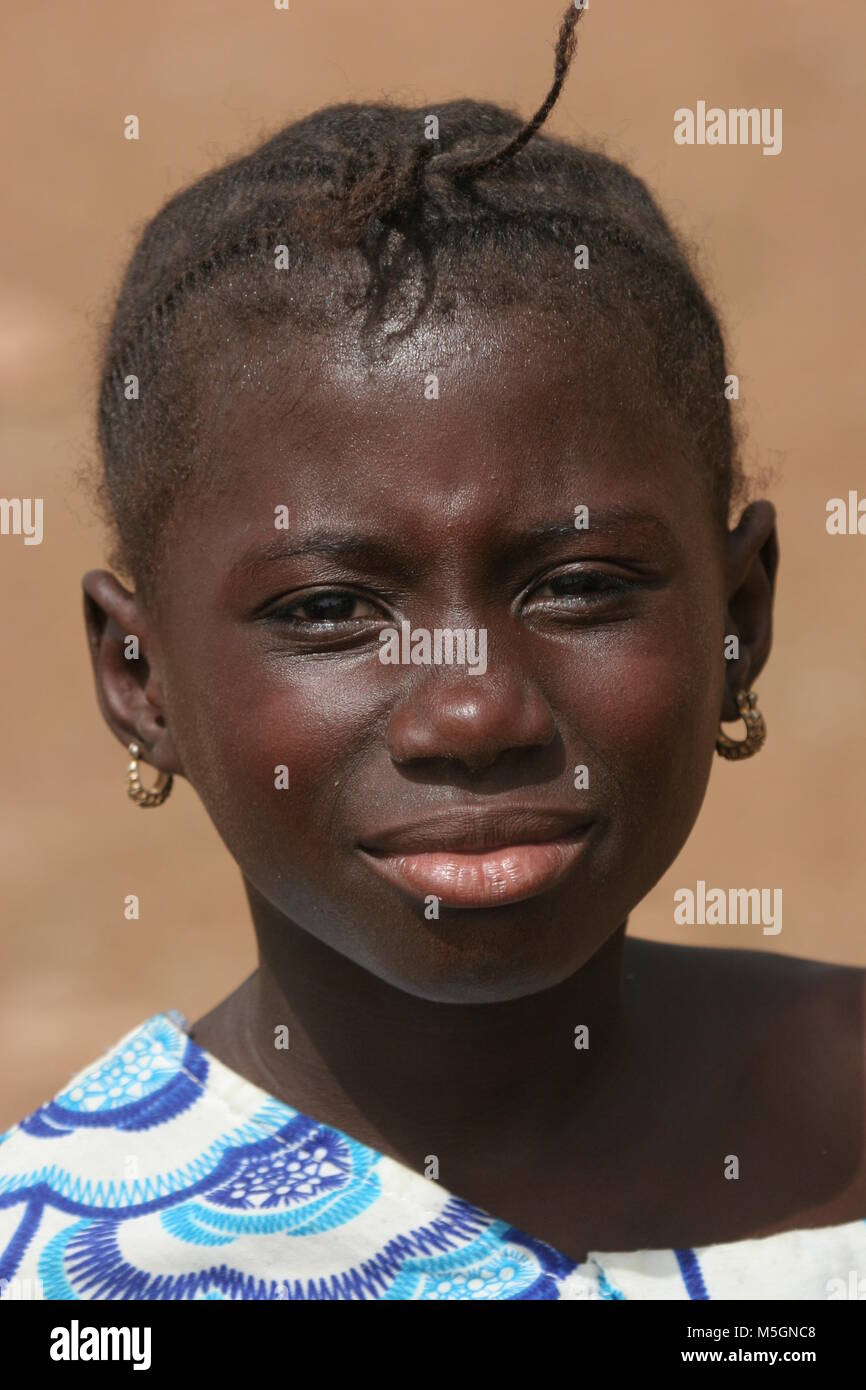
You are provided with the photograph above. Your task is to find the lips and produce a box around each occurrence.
[358,809,594,909]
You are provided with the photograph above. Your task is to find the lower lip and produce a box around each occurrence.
[359,830,592,909]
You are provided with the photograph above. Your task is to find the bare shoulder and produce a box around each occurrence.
[624,934,866,1073]
[623,934,866,1228]
[624,933,865,1025]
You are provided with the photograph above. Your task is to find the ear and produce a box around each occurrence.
[721,500,779,722]
[81,569,185,777]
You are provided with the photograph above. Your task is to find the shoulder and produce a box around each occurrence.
[624,935,866,1226]
[0,1012,195,1167]
[625,935,866,1076]
[624,933,865,1022]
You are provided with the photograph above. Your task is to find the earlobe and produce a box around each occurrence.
[721,500,779,720]
[81,569,185,778]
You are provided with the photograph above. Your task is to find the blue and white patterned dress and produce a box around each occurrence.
[0,1010,863,1300]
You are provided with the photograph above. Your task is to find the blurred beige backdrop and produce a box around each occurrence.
[2,0,864,1127]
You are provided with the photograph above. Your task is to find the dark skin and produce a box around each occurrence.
[82,306,866,1263]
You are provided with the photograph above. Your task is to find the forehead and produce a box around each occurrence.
[212,306,696,480]
[158,305,713,592]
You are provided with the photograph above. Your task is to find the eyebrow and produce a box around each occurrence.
[514,508,680,556]
[227,506,680,586]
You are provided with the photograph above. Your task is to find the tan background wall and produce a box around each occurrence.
[2,0,864,1128]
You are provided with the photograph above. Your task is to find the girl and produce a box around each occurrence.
[1,4,864,1301]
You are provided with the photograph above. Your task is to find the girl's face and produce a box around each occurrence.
[101,308,760,1003]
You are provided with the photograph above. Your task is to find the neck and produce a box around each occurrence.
[205,881,632,1172]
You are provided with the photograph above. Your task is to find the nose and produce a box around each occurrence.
[386,667,557,774]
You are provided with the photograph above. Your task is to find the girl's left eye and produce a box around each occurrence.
[267,591,384,626]
[525,568,639,604]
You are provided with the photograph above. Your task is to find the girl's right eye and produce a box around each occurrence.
[266,590,385,627]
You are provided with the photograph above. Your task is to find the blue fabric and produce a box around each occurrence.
[2,1011,863,1301]
[0,1012,604,1300]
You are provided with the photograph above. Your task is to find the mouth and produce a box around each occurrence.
[358,809,595,909]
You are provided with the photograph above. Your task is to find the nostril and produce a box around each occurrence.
[386,683,557,773]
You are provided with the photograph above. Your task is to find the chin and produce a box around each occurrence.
[368,906,609,1005]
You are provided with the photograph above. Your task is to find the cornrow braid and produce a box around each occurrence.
[104,223,291,389]
[88,1,746,607]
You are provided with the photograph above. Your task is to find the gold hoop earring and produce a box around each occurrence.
[715,689,766,760]
[126,741,173,807]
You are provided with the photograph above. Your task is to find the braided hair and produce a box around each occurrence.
[89,3,746,606]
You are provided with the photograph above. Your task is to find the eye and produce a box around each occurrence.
[266,589,385,627]
[524,567,639,606]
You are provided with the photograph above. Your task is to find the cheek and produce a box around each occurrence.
[173,651,380,869]
[592,634,717,755]
[550,599,724,835]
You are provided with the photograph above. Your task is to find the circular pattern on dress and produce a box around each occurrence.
[425,1262,519,1300]
[56,1017,185,1113]
[208,1130,351,1210]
